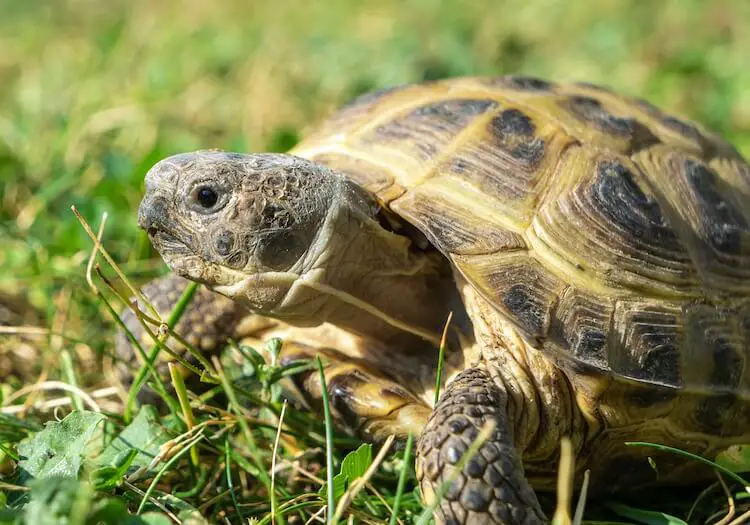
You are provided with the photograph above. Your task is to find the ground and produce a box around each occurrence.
[1,0,750,523]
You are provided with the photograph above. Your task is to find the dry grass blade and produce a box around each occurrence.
[433,311,453,406]
[1,381,102,412]
[1,386,119,415]
[715,473,736,525]
[552,437,575,525]
[71,205,160,320]
[572,469,589,525]
[271,400,289,525]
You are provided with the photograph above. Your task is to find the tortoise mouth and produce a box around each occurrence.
[147,226,192,255]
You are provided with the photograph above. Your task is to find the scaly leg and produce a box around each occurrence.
[417,367,546,525]
[262,340,432,442]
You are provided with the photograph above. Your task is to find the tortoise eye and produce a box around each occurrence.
[192,186,219,209]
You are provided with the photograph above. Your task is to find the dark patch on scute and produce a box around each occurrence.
[460,486,491,512]
[625,384,679,408]
[662,115,704,143]
[509,140,546,166]
[573,328,607,364]
[565,96,660,150]
[593,161,682,250]
[496,75,556,92]
[710,338,744,388]
[615,305,683,387]
[503,284,545,335]
[448,416,470,433]
[465,456,487,478]
[486,109,546,167]
[371,98,499,160]
[684,159,747,254]
[490,109,535,137]
[638,335,680,386]
[574,81,614,93]
[340,85,408,110]
[567,96,630,135]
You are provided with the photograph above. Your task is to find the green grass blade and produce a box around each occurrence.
[625,441,750,488]
[225,438,244,522]
[388,432,414,525]
[433,312,453,406]
[316,355,335,524]
[212,356,272,492]
[95,288,179,415]
[135,432,204,514]
[125,280,199,421]
[606,501,688,525]
[60,350,83,412]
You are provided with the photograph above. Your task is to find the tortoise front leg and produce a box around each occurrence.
[417,367,546,525]
[266,341,432,442]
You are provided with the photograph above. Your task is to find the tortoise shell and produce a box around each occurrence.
[290,75,750,398]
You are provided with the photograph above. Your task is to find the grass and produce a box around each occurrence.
[1,0,750,523]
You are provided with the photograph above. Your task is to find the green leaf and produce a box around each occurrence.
[23,477,90,525]
[340,443,372,483]
[318,471,348,501]
[17,411,106,484]
[606,502,688,525]
[85,497,130,524]
[0,508,22,525]
[318,443,372,501]
[97,406,174,475]
[92,449,138,491]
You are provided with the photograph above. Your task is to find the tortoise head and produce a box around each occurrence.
[138,150,375,314]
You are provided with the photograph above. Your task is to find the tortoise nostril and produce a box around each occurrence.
[138,196,169,231]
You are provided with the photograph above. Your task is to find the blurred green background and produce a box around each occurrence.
[1,0,750,334]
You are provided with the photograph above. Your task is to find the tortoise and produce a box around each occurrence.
[127,75,750,524]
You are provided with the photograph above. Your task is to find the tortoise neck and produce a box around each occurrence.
[317,207,464,348]
[274,193,467,350]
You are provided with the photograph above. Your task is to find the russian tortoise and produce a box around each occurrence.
[131,75,750,524]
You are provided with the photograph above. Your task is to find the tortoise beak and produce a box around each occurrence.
[138,194,172,235]
[138,194,190,255]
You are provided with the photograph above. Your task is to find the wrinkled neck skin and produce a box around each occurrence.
[215,195,468,352]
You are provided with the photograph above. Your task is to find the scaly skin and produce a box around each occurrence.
[417,367,546,525]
